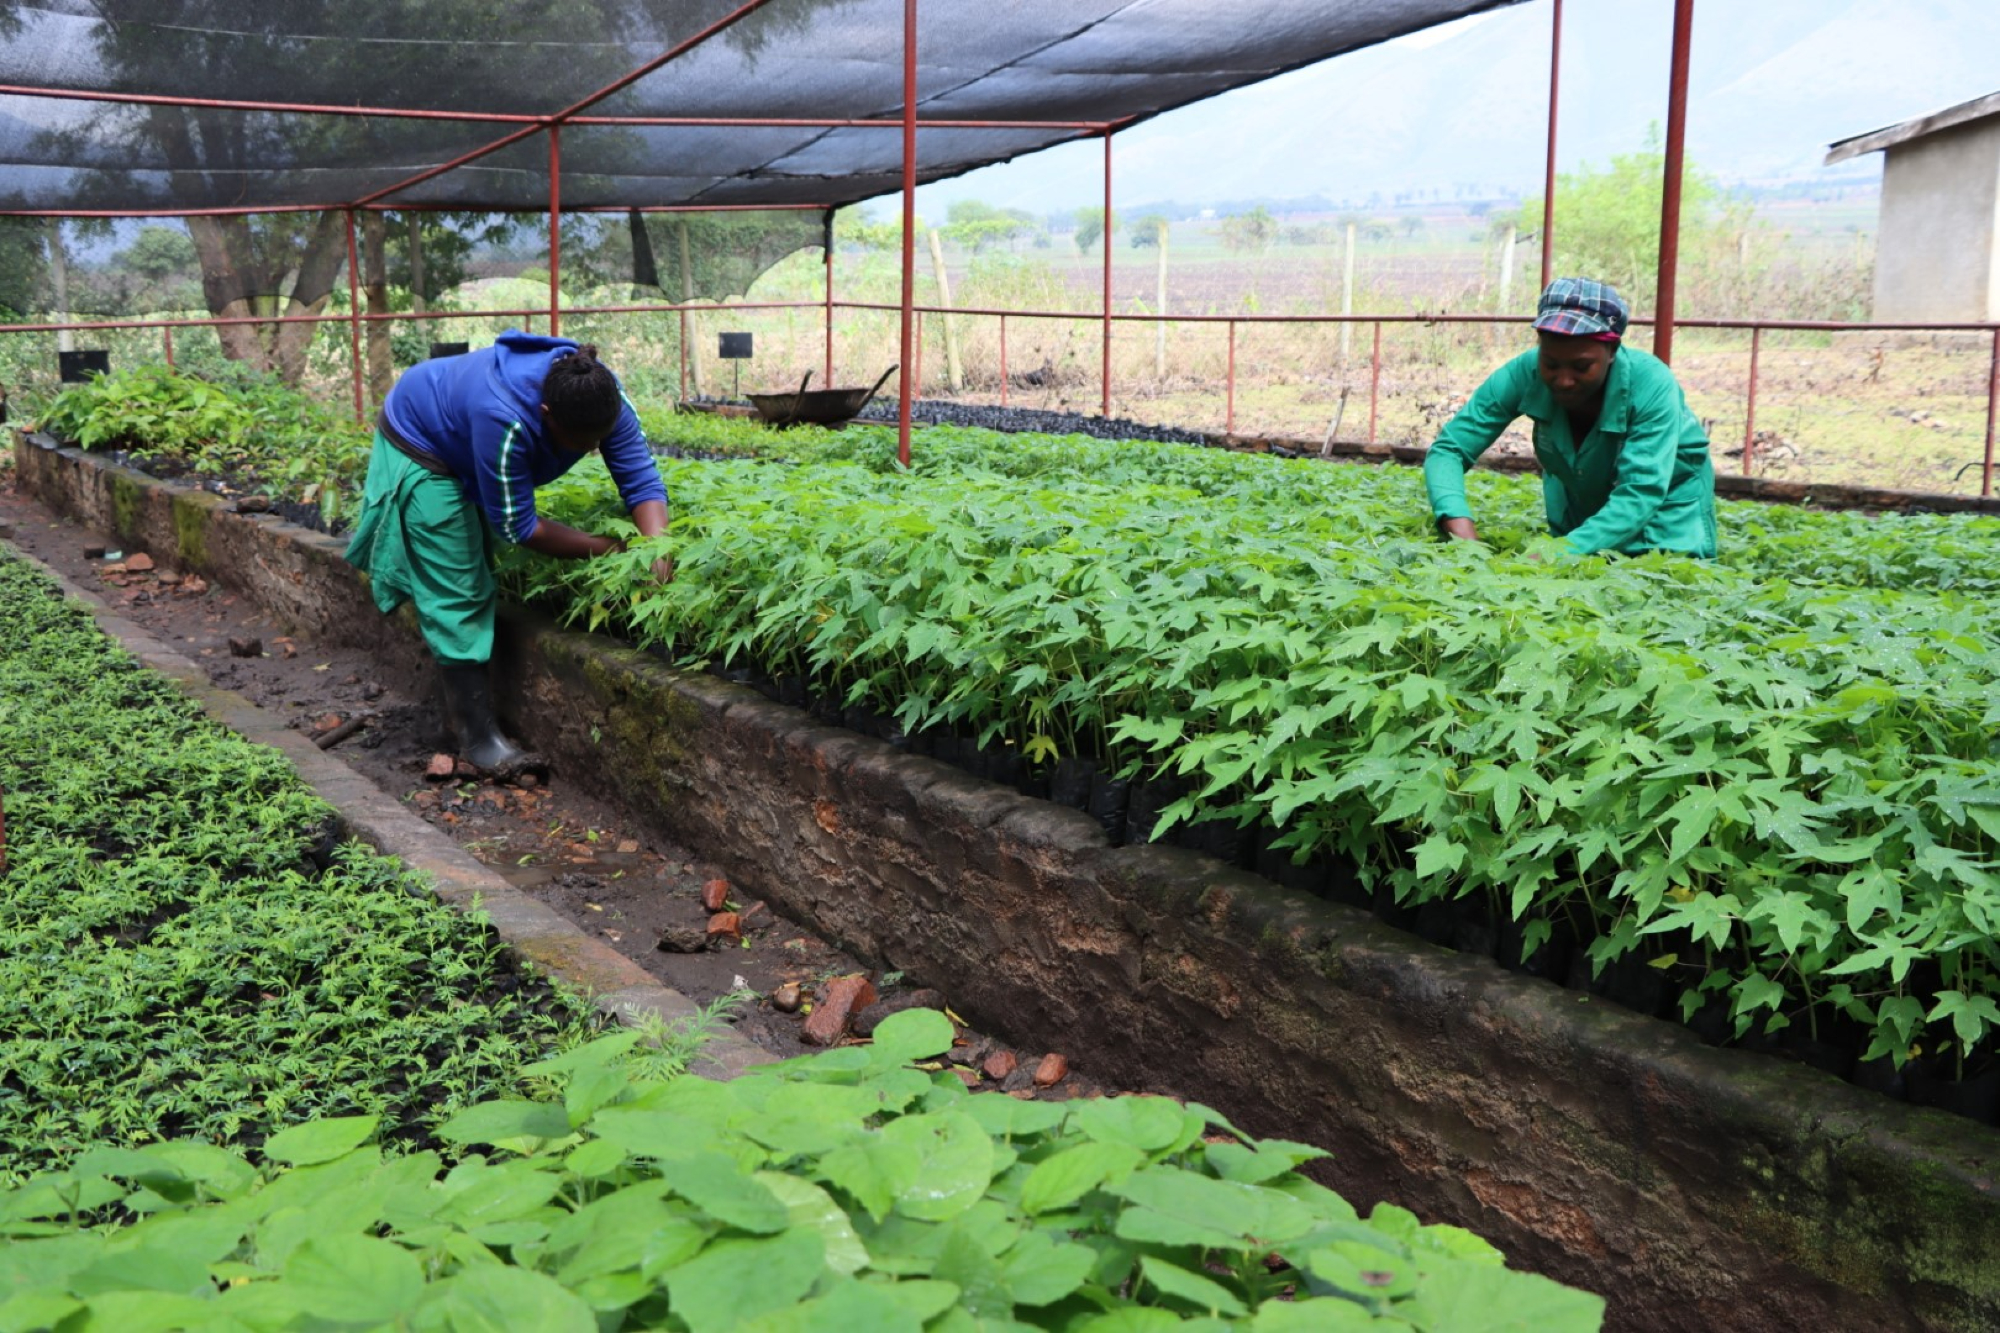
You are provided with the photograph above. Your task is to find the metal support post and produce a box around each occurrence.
[896,0,918,467]
[1541,0,1563,290]
[823,210,835,385]
[1984,328,1999,497]
[1101,129,1113,417]
[1654,0,1695,365]
[548,128,562,337]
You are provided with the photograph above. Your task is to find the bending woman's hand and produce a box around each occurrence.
[1438,517,1480,541]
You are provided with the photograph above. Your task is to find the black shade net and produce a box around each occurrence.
[0,0,1522,214]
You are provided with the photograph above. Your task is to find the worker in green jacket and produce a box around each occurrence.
[1424,277,1717,557]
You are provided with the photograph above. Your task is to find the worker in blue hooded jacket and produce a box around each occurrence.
[344,331,670,775]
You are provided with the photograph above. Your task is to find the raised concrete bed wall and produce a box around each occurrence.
[17,432,2000,1333]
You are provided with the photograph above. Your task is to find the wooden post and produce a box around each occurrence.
[1340,222,1356,366]
[1498,224,1518,312]
[925,228,963,393]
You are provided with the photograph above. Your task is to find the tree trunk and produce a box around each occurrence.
[407,214,426,315]
[362,211,393,409]
[630,209,659,295]
[184,211,348,385]
[47,220,72,353]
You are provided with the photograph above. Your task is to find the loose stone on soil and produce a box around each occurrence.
[82,544,106,559]
[656,923,709,954]
[425,753,457,780]
[982,1050,1018,1082]
[706,911,741,942]
[701,878,730,912]
[770,981,804,1013]
[1034,1053,1069,1087]
[124,552,154,572]
[802,974,877,1047]
[227,636,262,658]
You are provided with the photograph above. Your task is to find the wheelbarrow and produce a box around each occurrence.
[746,365,899,428]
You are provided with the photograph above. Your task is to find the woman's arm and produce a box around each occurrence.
[1424,356,1531,539]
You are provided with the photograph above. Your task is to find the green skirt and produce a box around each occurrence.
[342,432,497,666]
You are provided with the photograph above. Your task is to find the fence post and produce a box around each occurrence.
[999,314,1009,408]
[1225,320,1236,437]
[1368,321,1382,445]
[1742,326,1762,476]
[162,327,174,369]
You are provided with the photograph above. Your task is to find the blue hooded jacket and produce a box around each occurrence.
[378,331,667,544]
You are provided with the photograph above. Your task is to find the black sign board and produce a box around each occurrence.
[58,350,110,383]
[429,341,470,359]
[718,332,754,360]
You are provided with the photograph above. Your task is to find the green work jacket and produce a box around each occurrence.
[1423,346,1717,557]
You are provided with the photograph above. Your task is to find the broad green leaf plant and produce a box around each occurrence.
[0,1011,1604,1332]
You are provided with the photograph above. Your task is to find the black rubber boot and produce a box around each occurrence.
[439,663,531,774]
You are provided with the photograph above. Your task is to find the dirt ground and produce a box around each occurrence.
[0,472,1107,1100]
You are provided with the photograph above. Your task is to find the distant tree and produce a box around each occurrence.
[1518,128,1737,305]
[1073,207,1116,255]
[835,207,902,252]
[944,199,1037,253]
[118,226,197,283]
[1218,206,1277,255]
[1128,214,1170,249]
[1465,200,1493,220]
[1360,219,1394,243]
[1399,215,1424,239]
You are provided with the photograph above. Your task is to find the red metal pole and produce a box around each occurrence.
[1983,328,1998,497]
[548,128,562,337]
[1654,0,1696,366]
[823,214,835,385]
[896,0,917,467]
[343,210,365,424]
[1225,320,1236,436]
[1541,0,1563,291]
[999,314,1009,407]
[1368,321,1382,444]
[162,326,173,369]
[1741,325,1761,476]
[1101,129,1114,418]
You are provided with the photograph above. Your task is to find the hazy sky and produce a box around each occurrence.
[904,0,2000,216]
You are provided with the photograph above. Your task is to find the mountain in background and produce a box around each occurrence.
[911,0,2000,215]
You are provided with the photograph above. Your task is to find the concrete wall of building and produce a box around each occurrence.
[1875,117,2000,323]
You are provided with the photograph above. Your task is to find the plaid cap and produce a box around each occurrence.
[1533,277,1630,338]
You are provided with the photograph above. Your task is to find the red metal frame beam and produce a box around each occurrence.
[0,202,833,219]
[351,0,781,209]
[1540,0,1562,291]
[548,127,562,336]
[0,83,1109,131]
[1653,0,1695,365]
[896,0,918,467]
